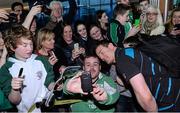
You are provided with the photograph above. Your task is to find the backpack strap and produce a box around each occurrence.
[137,34,180,78]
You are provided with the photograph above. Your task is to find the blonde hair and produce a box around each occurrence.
[36,28,54,50]
[141,5,165,35]
[143,5,163,25]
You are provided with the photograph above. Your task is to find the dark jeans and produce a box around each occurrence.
[115,95,140,112]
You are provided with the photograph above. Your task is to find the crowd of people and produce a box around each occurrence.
[0,0,180,112]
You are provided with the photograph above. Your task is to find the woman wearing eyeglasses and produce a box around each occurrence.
[140,5,165,36]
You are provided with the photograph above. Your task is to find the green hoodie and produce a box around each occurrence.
[63,73,119,112]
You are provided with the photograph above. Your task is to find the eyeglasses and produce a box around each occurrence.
[146,12,158,16]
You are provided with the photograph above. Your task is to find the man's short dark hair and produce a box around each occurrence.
[94,40,110,51]
[83,55,101,65]
[113,3,131,18]
[11,2,24,11]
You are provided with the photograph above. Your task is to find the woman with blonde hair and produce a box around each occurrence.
[36,28,58,65]
[140,5,165,36]
[35,28,65,80]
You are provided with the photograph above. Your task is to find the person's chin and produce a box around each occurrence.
[26,53,32,58]
[26,55,31,58]
[107,60,112,64]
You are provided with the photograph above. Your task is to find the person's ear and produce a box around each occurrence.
[108,43,114,50]
[83,66,85,70]
[10,45,15,52]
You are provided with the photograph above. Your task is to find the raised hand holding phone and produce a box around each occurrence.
[72,43,81,61]
[134,19,140,27]
[11,68,24,92]
[74,43,79,53]
[48,51,58,65]
[18,68,23,78]
[174,24,180,30]
[80,71,93,93]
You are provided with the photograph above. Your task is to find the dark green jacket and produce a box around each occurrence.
[108,19,125,48]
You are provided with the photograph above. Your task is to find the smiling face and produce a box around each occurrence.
[172,11,180,25]
[146,7,158,23]
[95,43,115,64]
[146,12,157,23]
[77,24,87,38]
[63,25,73,43]
[83,56,101,80]
[90,26,103,41]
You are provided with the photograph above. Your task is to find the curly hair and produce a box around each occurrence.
[4,25,33,55]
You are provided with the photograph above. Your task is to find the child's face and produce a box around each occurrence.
[13,38,33,61]
[116,10,129,25]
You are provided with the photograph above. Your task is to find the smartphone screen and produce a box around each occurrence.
[18,68,23,78]
[134,19,140,27]
[48,51,54,57]
[174,24,180,30]
[81,71,93,93]
[74,43,79,52]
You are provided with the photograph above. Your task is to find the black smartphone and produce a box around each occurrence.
[18,68,23,78]
[18,68,24,93]
[48,50,54,57]
[174,24,180,30]
[81,71,93,93]
[8,13,18,23]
